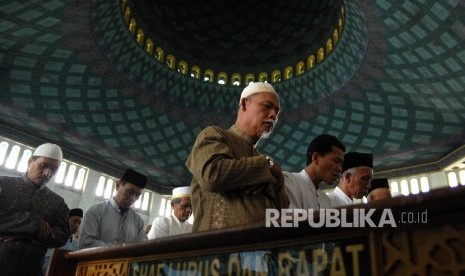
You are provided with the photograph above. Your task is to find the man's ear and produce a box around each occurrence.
[115,179,122,189]
[312,152,319,165]
[344,172,352,181]
[240,98,247,110]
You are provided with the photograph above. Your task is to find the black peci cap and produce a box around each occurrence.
[368,178,389,194]
[342,152,373,172]
[68,208,83,218]
[121,169,148,188]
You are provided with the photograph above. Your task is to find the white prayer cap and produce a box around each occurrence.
[239,82,278,105]
[172,186,191,199]
[32,143,63,162]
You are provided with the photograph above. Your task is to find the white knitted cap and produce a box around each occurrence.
[172,186,191,199]
[32,143,63,162]
[239,82,278,104]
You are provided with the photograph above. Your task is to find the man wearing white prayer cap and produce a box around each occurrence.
[32,142,63,162]
[186,82,289,232]
[147,186,193,239]
[0,142,70,276]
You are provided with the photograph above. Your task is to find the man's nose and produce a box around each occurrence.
[269,109,279,119]
[43,168,52,177]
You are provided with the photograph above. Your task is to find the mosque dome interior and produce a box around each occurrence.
[1,0,464,193]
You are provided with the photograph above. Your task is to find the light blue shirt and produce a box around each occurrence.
[78,197,147,249]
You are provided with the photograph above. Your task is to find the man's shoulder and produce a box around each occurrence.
[86,200,107,212]
[0,175,13,181]
[153,215,170,224]
[128,208,145,222]
[0,175,19,185]
[200,125,226,135]
[283,171,299,178]
[194,126,231,143]
[283,171,304,185]
[40,185,68,204]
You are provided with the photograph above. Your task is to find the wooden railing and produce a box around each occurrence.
[48,185,465,276]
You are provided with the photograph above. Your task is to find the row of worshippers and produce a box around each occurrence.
[185,81,394,231]
[0,143,194,276]
[77,149,391,254]
[0,82,395,276]
[42,170,192,275]
[77,169,193,250]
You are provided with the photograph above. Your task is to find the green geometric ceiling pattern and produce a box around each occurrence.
[1,0,464,193]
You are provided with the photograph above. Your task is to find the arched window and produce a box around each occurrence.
[333,29,339,44]
[459,170,465,185]
[145,39,154,54]
[95,176,105,196]
[178,61,188,75]
[190,66,201,79]
[283,66,293,80]
[5,145,20,170]
[55,163,67,184]
[17,149,32,173]
[410,178,419,194]
[245,73,255,85]
[271,69,281,83]
[217,72,228,85]
[258,72,268,83]
[447,171,458,187]
[103,178,115,199]
[166,55,176,69]
[295,61,305,76]
[400,180,409,196]
[129,18,137,36]
[123,6,131,25]
[420,176,430,192]
[74,168,86,190]
[64,165,76,187]
[159,198,166,216]
[136,29,144,46]
[155,47,164,63]
[231,73,241,86]
[390,181,399,194]
[0,141,9,166]
[317,47,325,63]
[326,38,333,54]
[306,55,316,70]
[203,69,214,82]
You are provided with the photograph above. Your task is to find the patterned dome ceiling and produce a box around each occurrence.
[1,0,464,194]
[130,0,343,75]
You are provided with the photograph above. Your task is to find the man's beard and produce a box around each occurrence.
[260,129,273,139]
[260,119,277,139]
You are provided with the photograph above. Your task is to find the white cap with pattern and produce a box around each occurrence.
[32,143,63,162]
[239,82,278,105]
[172,186,191,199]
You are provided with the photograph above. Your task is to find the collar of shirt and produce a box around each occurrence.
[298,169,317,193]
[334,186,353,205]
[21,173,46,191]
[230,124,256,146]
[109,197,127,215]
[171,214,188,226]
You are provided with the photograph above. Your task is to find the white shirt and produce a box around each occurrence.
[326,186,353,207]
[284,169,331,210]
[147,214,192,239]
